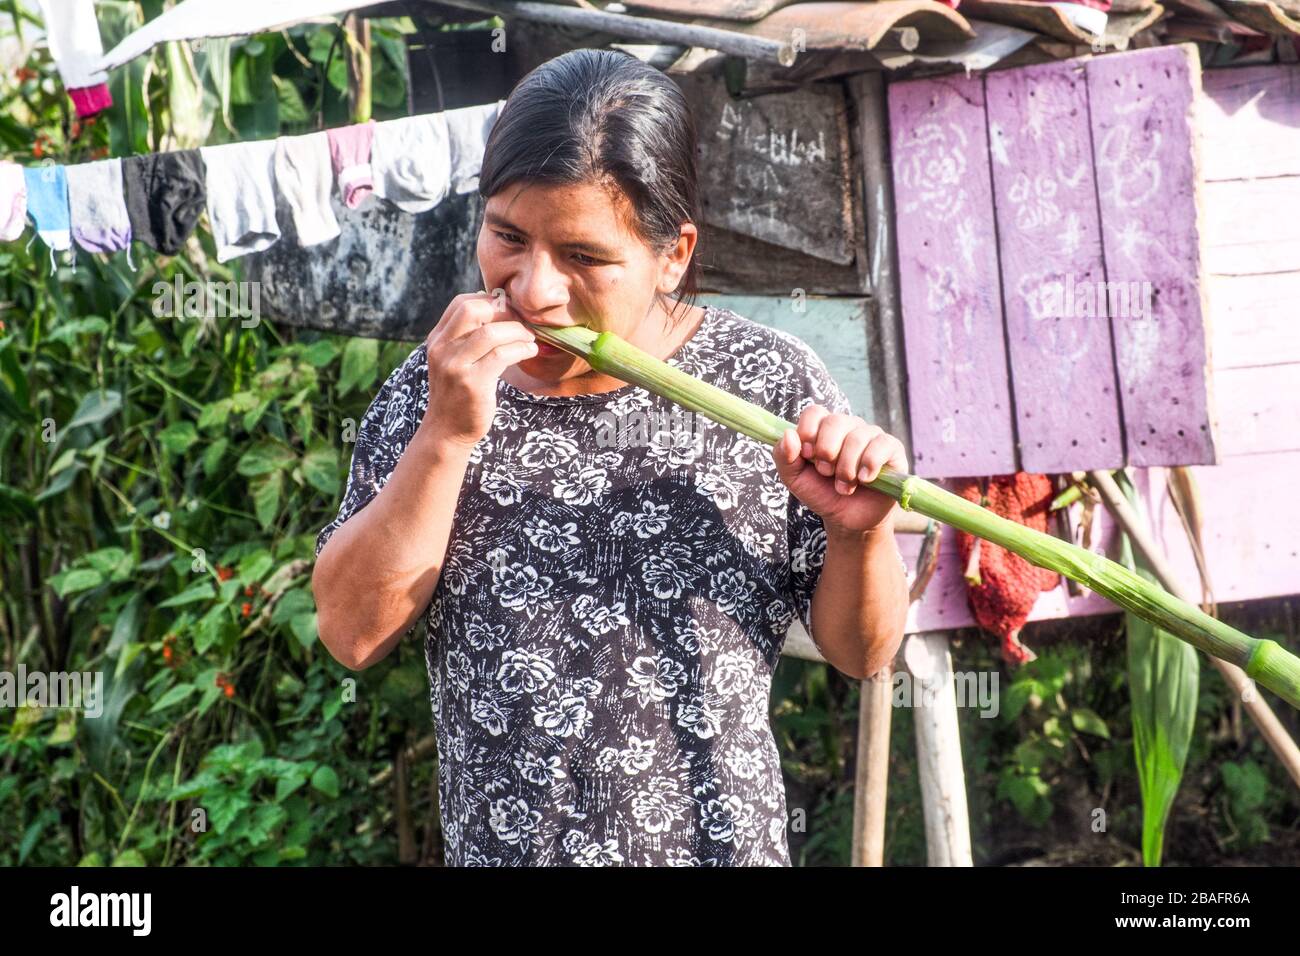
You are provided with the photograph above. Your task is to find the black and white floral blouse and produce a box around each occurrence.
[316,304,907,866]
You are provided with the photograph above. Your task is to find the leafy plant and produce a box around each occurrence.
[1219,759,1272,851]
[1115,469,1199,866]
[0,9,435,867]
[995,647,1114,828]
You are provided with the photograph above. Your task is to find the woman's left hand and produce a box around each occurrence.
[771,404,909,535]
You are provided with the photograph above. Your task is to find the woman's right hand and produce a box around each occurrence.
[418,291,538,449]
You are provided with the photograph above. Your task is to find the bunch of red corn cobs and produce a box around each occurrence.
[952,473,1060,665]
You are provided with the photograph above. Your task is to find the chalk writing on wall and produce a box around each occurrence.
[889,43,1217,478]
[890,75,1018,477]
[681,78,855,265]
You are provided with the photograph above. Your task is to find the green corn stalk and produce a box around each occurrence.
[529,322,1300,710]
[1116,470,1199,866]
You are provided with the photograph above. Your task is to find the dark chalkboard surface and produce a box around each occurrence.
[244,187,483,343]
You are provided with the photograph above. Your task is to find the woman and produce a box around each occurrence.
[311,48,911,867]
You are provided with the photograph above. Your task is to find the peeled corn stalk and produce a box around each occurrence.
[529,322,1300,710]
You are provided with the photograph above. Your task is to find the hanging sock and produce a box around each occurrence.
[0,161,27,242]
[67,158,132,254]
[23,164,71,274]
[122,149,207,257]
[274,131,340,246]
[371,113,451,214]
[444,99,505,197]
[200,140,281,262]
[327,120,376,210]
[37,0,114,118]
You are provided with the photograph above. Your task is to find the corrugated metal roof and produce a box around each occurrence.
[429,0,1299,74]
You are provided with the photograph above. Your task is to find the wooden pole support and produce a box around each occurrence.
[903,631,974,866]
[852,663,895,866]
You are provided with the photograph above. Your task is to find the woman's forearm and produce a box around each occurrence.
[808,524,910,680]
[312,424,473,670]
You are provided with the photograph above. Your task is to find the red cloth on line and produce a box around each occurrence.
[68,84,112,118]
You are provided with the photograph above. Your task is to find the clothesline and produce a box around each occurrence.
[35,1,389,121]
[0,98,505,276]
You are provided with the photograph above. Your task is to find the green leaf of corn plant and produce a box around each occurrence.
[1116,470,1199,867]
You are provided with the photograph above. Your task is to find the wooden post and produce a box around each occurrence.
[851,663,896,866]
[845,69,915,867]
[903,631,974,866]
[847,69,913,461]
[394,736,417,864]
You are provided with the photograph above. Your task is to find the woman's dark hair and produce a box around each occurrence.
[478,48,701,326]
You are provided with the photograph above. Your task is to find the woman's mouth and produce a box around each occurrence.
[535,340,562,356]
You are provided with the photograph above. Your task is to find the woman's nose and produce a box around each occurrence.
[509,250,569,314]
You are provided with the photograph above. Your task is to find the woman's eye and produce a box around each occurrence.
[494,231,600,265]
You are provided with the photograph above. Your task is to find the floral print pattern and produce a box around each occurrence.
[316,305,908,866]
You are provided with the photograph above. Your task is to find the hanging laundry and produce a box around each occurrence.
[23,164,71,252]
[444,100,505,197]
[371,113,451,214]
[67,158,132,254]
[0,161,27,242]
[37,0,113,118]
[327,120,375,210]
[274,131,340,247]
[122,149,207,257]
[200,140,281,262]
[93,0,367,74]
[69,86,113,117]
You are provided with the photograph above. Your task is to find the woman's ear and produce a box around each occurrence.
[659,262,685,295]
[658,222,697,294]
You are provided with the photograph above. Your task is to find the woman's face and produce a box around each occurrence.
[476,178,696,383]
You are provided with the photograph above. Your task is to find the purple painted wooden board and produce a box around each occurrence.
[986,61,1126,474]
[1086,45,1219,468]
[888,75,1018,479]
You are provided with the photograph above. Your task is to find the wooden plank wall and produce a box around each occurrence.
[1200,65,1300,462]
[887,43,1219,480]
[765,62,1299,652]
[711,62,1298,659]
[892,61,1300,633]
